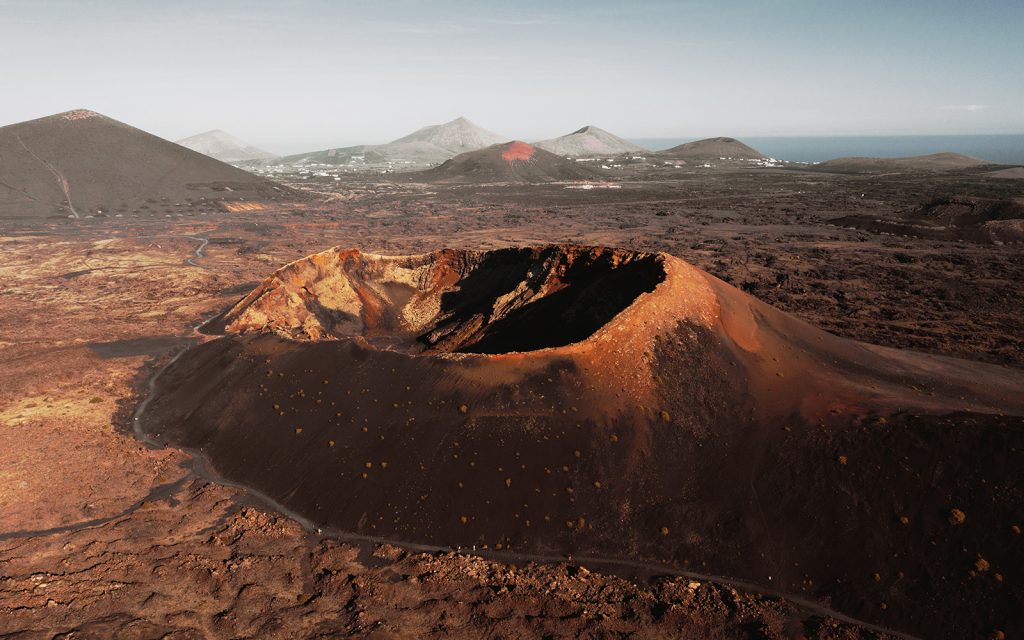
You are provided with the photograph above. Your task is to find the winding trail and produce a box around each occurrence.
[184,235,210,267]
[0,313,218,541]
[0,476,191,542]
[129,231,213,268]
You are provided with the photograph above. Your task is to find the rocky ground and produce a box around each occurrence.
[0,481,889,639]
[1,164,1020,638]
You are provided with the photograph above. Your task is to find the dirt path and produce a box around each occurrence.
[183,234,210,267]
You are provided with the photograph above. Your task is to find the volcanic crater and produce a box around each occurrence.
[142,244,1024,638]
[215,245,668,355]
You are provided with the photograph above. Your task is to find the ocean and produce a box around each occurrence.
[630,135,1024,165]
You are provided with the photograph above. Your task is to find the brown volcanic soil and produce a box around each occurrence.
[0,483,889,639]
[810,153,992,174]
[141,244,1024,639]
[913,196,1024,225]
[834,196,1024,244]
[0,110,297,219]
[2,162,1023,639]
[411,141,604,184]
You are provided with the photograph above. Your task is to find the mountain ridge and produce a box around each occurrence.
[176,129,278,163]
[272,117,508,169]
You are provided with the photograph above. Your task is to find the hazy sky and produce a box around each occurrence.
[2,0,1022,153]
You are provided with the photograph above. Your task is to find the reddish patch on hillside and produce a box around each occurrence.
[501,141,534,163]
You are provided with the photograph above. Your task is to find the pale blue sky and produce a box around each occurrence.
[1,0,1021,153]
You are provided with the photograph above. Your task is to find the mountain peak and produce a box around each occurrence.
[390,117,507,154]
[50,109,103,122]
[0,111,284,219]
[536,125,646,157]
[659,137,765,160]
[175,129,277,162]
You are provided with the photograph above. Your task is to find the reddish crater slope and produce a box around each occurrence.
[501,141,535,162]
[411,142,603,184]
[143,245,1024,638]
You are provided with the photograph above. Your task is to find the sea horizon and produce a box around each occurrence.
[630,134,1024,165]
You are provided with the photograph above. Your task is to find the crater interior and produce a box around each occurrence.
[221,245,666,354]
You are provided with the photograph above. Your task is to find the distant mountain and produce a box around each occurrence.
[658,137,766,161]
[275,117,508,170]
[175,129,277,163]
[0,110,290,220]
[810,152,992,173]
[390,117,507,155]
[535,125,646,157]
[271,144,377,167]
[411,141,604,184]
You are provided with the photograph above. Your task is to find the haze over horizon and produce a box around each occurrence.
[2,0,1022,154]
